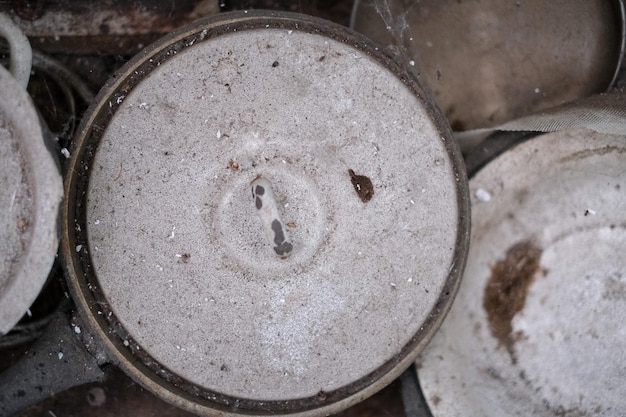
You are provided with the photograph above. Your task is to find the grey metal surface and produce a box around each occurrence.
[351,0,625,131]
[62,11,470,416]
[417,129,626,416]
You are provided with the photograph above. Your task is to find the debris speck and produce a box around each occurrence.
[139,102,148,109]
[228,159,239,170]
[123,340,129,346]
[475,188,492,202]
[348,169,374,202]
[73,325,81,334]
[86,386,106,407]
[217,130,222,139]
[409,60,415,66]
[58,352,64,360]
[94,219,100,225]
[176,253,190,263]
[534,88,541,93]
[61,148,70,159]
[17,218,28,231]
[75,244,83,252]
[584,208,597,216]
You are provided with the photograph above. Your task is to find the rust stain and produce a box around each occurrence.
[483,240,542,363]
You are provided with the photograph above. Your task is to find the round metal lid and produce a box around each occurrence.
[0,64,63,335]
[417,129,626,416]
[63,11,469,415]
[351,0,625,131]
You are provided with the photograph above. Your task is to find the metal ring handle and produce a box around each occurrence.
[0,13,32,89]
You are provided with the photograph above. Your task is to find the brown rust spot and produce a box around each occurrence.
[348,169,374,202]
[483,240,542,363]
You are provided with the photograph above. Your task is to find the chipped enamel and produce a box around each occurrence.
[251,177,293,258]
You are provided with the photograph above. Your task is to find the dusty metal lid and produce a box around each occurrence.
[417,129,626,416]
[63,11,469,416]
[351,0,625,131]
[0,63,63,335]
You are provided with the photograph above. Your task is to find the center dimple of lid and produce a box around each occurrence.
[83,21,463,403]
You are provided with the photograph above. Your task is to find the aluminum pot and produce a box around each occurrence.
[0,11,470,416]
[413,115,626,416]
[351,0,625,132]
[0,14,63,337]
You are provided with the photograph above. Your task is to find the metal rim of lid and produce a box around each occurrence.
[0,64,63,336]
[61,10,470,416]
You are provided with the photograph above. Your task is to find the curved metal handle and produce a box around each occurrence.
[0,311,106,416]
[0,13,32,89]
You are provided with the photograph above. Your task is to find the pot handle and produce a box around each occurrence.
[0,310,106,416]
[0,13,32,89]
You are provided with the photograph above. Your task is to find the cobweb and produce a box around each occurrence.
[366,0,416,67]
